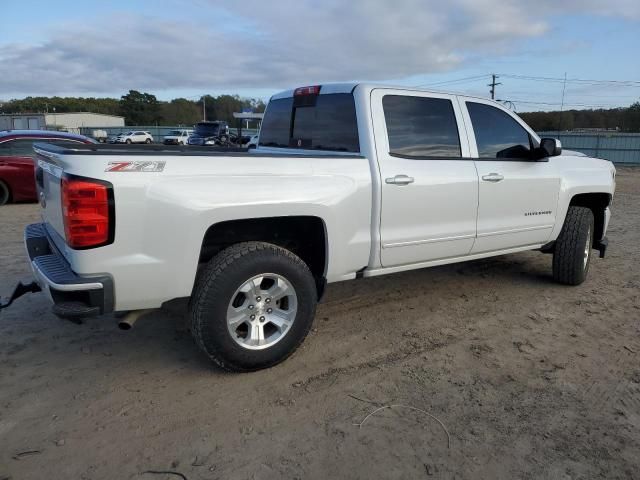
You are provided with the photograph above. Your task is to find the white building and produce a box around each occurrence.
[0,112,125,133]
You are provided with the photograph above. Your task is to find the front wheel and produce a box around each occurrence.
[553,206,594,285]
[190,242,318,371]
[125,139,132,144]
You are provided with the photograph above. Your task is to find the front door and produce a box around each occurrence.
[372,89,479,267]
[459,99,561,253]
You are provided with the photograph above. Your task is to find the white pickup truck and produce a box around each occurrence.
[6,83,615,371]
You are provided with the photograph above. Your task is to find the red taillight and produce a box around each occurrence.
[61,177,112,249]
[294,85,321,96]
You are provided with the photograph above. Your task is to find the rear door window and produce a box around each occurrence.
[0,141,12,156]
[259,93,360,152]
[5,138,86,157]
[382,95,461,159]
[5,139,36,156]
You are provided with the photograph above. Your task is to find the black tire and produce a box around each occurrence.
[190,241,318,372]
[145,138,152,144]
[0,180,10,205]
[553,206,594,285]
[125,139,132,144]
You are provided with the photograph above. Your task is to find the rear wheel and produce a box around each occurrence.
[553,206,594,285]
[190,241,317,371]
[145,138,152,144]
[0,180,10,205]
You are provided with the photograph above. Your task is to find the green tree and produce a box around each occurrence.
[160,98,201,125]
[119,90,161,125]
[627,102,640,132]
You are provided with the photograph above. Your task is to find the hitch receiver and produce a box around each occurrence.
[0,281,41,313]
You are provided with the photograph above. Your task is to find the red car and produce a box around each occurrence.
[0,130,97,205]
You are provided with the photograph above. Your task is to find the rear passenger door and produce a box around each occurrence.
[460,99,561,254]
[372,89,478,267]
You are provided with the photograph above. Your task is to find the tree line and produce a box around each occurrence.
[518,102,640,133]
[0,90,267,126]
[2,91,640,132]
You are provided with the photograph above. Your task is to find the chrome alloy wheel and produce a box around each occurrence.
[226,273,298,350]
[584,226,591,270]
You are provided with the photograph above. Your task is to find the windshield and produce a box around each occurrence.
[194,123,221,136]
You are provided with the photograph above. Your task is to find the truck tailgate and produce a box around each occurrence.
[34,148,66,249]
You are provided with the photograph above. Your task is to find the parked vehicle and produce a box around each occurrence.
[0,130,96,205]
[107,133,122,144]
[187,121,229,146]
[7,84,615,372]
[247,134,259,149]
[163,129,193,145]
[115,131,154,144]
[91,129,108,143]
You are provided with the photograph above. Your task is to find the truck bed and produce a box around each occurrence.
[31,141,374,311]
[33,143,364,158]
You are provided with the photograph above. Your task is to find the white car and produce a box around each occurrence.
[163,129,193,145]
[247,134,259,149]
[115,131,153,144]
[19,82,615,372]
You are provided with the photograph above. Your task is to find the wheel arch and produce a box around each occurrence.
[569,192,611,243]
[0,177,12,204]
[198,216,328,298]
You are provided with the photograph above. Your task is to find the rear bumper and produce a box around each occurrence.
[25,223,114,318]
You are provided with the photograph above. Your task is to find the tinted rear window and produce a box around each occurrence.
[383,95,461,159]
[195,123,222,136]
[259,93,360,152]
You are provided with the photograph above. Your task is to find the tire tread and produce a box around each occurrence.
[190,241,315,372]
[552,206,593,285]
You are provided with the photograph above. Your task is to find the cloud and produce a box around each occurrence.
[0,0,637,95]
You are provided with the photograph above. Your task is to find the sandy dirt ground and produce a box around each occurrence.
[1,168,639,480]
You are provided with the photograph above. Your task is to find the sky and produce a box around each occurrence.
[1,0,639,111]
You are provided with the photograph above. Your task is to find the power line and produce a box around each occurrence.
[414,75,488,88]
[499,74,640,87]
[507,99,622,108]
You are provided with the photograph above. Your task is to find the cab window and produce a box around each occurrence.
[467,102,532,159]
[382,95,462,159]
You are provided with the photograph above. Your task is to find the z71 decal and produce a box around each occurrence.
[106,161,166,172]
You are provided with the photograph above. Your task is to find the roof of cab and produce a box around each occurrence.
[269,82,506,107]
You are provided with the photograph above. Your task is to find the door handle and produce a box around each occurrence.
[482,173,504,182]
[385,174,415,186]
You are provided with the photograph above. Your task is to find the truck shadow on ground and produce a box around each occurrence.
[73,250,554,374]
[3,251,555,378]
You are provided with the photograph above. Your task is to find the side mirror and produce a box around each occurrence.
[539,138,562,158]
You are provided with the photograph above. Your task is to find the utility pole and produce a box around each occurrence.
[557,72,568,134]
[202,97,206,121]
[488,74,501,100]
